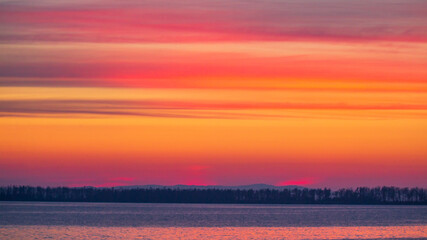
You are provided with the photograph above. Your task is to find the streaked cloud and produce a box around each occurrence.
[1,0,426,43]
[1,98,426,119]
[1,41,426,88]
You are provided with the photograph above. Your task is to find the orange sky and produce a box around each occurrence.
[0,0,426,188]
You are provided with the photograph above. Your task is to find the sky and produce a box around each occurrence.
[0,0,426,188]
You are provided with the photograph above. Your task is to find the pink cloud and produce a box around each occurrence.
[277,178,316,186]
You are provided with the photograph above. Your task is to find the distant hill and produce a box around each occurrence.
[112,184,306,190]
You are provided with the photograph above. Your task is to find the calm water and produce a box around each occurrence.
[0,202,426,239]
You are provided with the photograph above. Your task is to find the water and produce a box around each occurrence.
[0,202,426,239]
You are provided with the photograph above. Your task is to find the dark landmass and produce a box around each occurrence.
[1,186,426,204]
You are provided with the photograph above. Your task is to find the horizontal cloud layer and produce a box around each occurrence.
[1,99,426,119]
[1,0,426,43]
[1,41,426,88]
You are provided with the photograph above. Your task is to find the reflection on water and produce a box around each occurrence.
[1,202,426,239]
[1,202,426,227]
[1,225,426,239]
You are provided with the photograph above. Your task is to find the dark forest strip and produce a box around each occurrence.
[0,186,425,204]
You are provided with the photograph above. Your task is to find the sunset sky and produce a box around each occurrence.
[0,0,426,188]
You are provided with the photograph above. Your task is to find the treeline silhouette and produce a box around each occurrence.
[0,186,426,204]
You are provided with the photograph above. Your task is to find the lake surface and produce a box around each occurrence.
[0,202,426,239]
